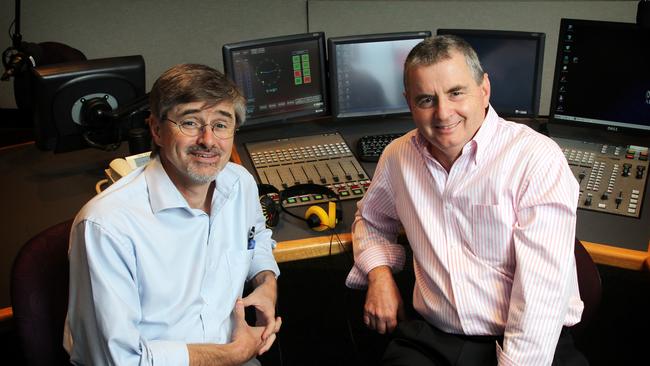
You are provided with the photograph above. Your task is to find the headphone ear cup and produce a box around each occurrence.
[260,194,280,228]
[304,205,330,231]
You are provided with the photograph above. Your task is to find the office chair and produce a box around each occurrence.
[10,219,74,366]
[571,238,602,339]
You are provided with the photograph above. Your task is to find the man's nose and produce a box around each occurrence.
[196,125,217,146]
[434,98,453,121]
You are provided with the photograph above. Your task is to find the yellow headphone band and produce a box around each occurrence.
[304,201,337,231]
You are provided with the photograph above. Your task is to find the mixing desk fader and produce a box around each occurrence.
[552,137,649,218]
[246,132,371,207]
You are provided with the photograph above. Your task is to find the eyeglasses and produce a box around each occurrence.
[165,118,237,139]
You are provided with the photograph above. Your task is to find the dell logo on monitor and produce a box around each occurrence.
[607,126,620,132]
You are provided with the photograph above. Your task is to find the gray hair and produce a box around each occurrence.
[403,35,485,88]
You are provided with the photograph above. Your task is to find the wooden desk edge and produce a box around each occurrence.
[271,234,650,271]
[582,240,650,271]
[273,233,352,263]
[0,306,12,322]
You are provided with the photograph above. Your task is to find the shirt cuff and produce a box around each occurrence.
[345,243,405,289]
[148,340,189,366]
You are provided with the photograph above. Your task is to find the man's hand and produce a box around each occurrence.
[242,271,281,355]
[363,266,405,334]
[230,299,266,360]
[187,299,264,365]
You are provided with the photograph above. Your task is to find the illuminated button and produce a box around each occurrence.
[632,189,640,194]
[286,197,297,204]
[313,194,323,200]
[598,203,607,209]
[340,191,350,197]
[628,208,636,214]
[300,196,311,202]
[352,189,363,195]
[629,203,637,209]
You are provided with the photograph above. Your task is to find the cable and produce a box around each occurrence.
[322,226,366,365]
[8,20,14,40]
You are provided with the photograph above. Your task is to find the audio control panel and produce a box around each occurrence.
[246,132,370,207]
[553,137,649,218]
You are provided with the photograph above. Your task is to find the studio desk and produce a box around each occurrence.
[234,116,650,271]
[1,116,649,321]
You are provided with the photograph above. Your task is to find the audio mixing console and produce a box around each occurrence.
[553,137,649,218]
[246,132,370,207]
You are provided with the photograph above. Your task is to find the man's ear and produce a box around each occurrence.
[149,115,163,146]
[403,90,414,111]
[480,73,491,109]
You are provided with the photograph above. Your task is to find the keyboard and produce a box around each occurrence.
[357,133,404,162]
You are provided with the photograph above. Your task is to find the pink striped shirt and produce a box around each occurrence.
[346,107,583,365]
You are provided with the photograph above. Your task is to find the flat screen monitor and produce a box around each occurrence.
[436,29,545,118]
[32,55,147,153]
[222,32,328,128]
[548,18,650,143]
[328,31,431,119]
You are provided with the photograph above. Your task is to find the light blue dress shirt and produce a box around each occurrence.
[64,157,280,366]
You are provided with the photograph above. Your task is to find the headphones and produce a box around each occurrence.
[258,184,281,228]
[280,184,342,232]
[257,183,342,231]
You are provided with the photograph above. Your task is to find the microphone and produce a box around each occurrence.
[1,42,43,81]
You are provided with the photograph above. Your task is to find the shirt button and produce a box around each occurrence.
[445,203,452,210]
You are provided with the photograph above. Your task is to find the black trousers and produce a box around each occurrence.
[382,319,588,366]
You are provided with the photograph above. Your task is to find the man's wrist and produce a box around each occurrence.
[368,265,393,285]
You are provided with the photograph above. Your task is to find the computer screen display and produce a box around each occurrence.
[32,55,147,153]
[548,18,650,138]
[436,29,545,118]
[222,33,328,128]
[328,31,430,119]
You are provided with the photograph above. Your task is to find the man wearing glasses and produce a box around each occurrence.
[64,64,280,366]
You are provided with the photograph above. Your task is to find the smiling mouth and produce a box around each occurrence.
[192,152,219,158]
[188,147,222,161]
[435,120,462,130]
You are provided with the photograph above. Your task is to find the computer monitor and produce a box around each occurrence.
[436,29,545,118]
[548,18,650,144]
[32,55,147,153]
[328,31,431,119]
[222,32,328,128]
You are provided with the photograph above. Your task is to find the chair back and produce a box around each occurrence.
[11,219,73,366]
[572,238,602,338]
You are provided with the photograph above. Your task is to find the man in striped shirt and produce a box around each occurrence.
[346,35,587,365]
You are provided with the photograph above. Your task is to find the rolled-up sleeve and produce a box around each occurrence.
[346,154,405,289]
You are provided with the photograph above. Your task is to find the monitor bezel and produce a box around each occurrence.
[327,30,432,120]
[547,18,650,145]
[436,28,545,118]
[222,32,329,129]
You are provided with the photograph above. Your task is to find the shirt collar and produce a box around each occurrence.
[471,105,499,167]
[144,157,240,215]
[145,157,190,213]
